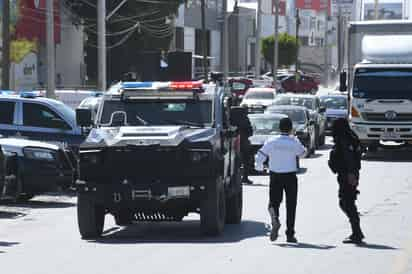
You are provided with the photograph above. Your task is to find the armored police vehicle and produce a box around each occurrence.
[75,81,245,238]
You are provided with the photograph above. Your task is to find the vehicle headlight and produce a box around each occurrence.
[189,149,211,162]
[23,148,56,161]
[80,150,103,165]
[351,125,367,134]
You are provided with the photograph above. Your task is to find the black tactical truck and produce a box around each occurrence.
[75,81,246,238]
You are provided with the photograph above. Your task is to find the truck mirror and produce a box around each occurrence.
[339,71,347,92]
[230,106,248,127]
[76,108,93,128]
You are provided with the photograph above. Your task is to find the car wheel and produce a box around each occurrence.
[319,132,326,147]
[200,176,226,236]
[77,192,105,239]
[226,160,243,224]
[315,127,320,149]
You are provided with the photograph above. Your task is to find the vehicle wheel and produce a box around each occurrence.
[77,192,105,239]
[200,176,226,236]
[226,164,243,224]
[114,210,134,226]
[315,127,320,149]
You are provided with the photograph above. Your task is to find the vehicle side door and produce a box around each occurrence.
[0,100,19,137]
[20,102,80,146]
[314,98,326,135]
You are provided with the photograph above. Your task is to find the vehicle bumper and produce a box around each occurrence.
[351,122,412,143]
[21,158,74,194]
[75,178,211,209]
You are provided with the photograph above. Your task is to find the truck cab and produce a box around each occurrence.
[75,81,245,238]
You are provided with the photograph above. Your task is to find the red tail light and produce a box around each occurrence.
[170,81,203,90]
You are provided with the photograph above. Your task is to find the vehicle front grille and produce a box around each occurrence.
[362,113,412,122]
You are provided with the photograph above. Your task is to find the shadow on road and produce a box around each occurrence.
[0,210,26,219]
[317,144,333,151]
[274,242,336,250]
[307,153,323,159]
[8,200,76,209]
[356,242,398,250]
[91,220,269,244]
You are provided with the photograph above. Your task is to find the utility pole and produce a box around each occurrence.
[201,0,208,82]
[323,12,329,87]
[273,0,280,88]
[222,0,229,81]
[2,0,10,90]
[255,0,262,78]
[46,0,56,98]
[98,0,107,91]
[295,8,300,82]
[337,6,343,73]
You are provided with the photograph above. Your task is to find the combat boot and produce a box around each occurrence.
[268,207,281,241]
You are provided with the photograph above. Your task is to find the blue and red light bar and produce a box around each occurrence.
[119,81,204,93]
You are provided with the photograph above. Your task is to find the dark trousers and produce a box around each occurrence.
[269,172,298,237]
[337,173,363,237]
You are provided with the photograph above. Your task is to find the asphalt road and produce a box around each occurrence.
[1,139,412,274]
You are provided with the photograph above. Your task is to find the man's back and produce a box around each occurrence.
[258,135,305,173]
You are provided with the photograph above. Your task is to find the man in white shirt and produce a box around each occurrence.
[255,117,306,242]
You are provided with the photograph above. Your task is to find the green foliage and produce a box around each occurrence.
[261,33,299,68]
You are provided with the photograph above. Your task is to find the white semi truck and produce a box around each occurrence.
[340,20,412,151]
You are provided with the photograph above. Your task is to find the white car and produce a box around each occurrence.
[240,88,277,110]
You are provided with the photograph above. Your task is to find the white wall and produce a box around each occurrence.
[55,9,84,87]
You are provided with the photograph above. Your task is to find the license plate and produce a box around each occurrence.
[168,186,190,198]
[382,132,400,139]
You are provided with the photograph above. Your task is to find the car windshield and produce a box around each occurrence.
[249,116,282,135]
[266,108,306,124]
[99,100,213,127]
[320,96,348,110]
[50,100,76,124]
[244,91,274,100]
[353,68,412,99]
[273,96,314,110]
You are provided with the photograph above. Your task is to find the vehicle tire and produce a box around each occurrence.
[315,127,320,149]
[200,176,226,236]
[226,163,243,224]
[114,210,134,226]
[77,192,105,239]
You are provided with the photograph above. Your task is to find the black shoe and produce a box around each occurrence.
[242,178,253,185]
[286,236,298,243]
[342,234,364,244]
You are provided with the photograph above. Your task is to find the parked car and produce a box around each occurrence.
[247,113,288,173]
[0,137,76,201]
[265,105,316,157]
[0,93,85,148]
[281,74,319,94]
[271,94,326,147]
[319,94,349,133]
[240,88,277,112]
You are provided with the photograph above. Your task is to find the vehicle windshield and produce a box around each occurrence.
[99,100,213,127]
[50,101,76,124]
[266,109,306,124]
[249,116,282,135]
[272,96,314,110]
[244,91,274,100]
[353,68,412,99]
[320,96,348,110]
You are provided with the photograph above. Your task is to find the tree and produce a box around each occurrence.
[261,33,299,68]
[63,0,185,83]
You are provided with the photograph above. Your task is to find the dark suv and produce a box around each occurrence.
[75,81,244,238]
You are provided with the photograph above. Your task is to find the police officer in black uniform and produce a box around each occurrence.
[238,108,254,184]
[329,118,365,244]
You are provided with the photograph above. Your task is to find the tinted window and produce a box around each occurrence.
[100,100,213,126]
[23,103,71,130]
[249,116,282,135]
[266,108,306,123]
[320,96,348,110]
[0,101,15,124]
[273,96,315,110]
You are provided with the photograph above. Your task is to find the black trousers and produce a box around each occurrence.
[337,173,363,237]
[269,172,298,237]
